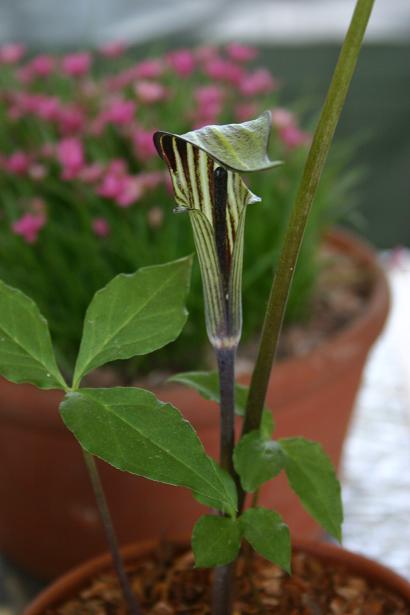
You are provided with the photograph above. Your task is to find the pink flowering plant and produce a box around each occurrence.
[0,42,355,376]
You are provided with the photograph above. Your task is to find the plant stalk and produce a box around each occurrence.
[82,450,142,615]
[241,0,375,444]
[212,563,235,615]
[212,347,237,615]
[216,348,236,475]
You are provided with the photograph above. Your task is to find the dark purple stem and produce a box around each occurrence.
[211,347,237,615]
[82,451,143,615]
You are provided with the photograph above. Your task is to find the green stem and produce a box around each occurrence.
[82,451,143,615]
[242,0,375,439]
[251,489,260,509]
[212,347,237,615]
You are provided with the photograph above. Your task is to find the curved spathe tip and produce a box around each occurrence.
[154,111,282,173]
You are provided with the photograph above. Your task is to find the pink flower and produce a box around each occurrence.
[35,96,60,121]
[29,164,47,180]
[97,172,125,199]
[97,171,142,207]
[104,60,164,90]
[11,92,36,113]
[105,98,136,125]
[79,163,104,183]
[61,52,92,77]
[89,115,106,136]
[204,58,244,85]
[92,218,111,237]
[194,101,222,127]
[99,41,126,59]
[279,125,311,149]
[79,79,101,98]
[195,46,219,63]
[12,213,45,244]
[135,58,164,79]
[0,43,25,64]
[271,107,295,129]
[57,137,84,178]
[132,129,157,160]
[239,68,277,96]
[137,171,165,190]
[116,176,143,207]
[193,87,224,126]
[135,81,167,104]
[166,49,195,77]
[194,85,223,106]
[271,107,311,148]
[105,67,137,90]
[235,102,258,122]
[11,93,62,121]
[107,159,128,176]
[30,55,55,77]
[226,43,258,63]
[6,152,30,175]
[89,97,136,135]
[57,105,85,134]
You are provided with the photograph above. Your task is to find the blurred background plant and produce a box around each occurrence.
[0,42,359,377]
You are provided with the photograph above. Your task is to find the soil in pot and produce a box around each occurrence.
[43,544,409,614]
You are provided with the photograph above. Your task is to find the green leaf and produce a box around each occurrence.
[169,370,245,415]
[60,387,237,516]
[0,279,65,390]
[279,438,343,541]
[234,431,284,493]
[168,371,274,431]
[240,507,291,573]
[155,112,282,173]
[192,515,242,568]
[73,257,192,387]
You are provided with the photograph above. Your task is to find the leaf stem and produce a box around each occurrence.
[82,450,143,615]
[241,0,375,441]
[212,347,237,615]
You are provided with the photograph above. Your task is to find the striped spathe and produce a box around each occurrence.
[154,113,280,349]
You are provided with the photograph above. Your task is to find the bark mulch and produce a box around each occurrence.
[48,545,409,615]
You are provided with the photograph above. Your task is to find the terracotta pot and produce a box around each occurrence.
[0,230,390,579]
[23,540,410,615]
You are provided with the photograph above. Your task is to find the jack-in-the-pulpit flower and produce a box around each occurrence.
[154,112,281,350]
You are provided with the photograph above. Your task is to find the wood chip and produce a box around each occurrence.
[45,545,409,615]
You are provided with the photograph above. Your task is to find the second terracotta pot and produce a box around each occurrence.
[0,230,390,579]
[23,540,410,615]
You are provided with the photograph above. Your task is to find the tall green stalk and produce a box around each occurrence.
[242,0,375,442]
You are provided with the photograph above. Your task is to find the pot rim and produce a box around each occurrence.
[23,539,410,615]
